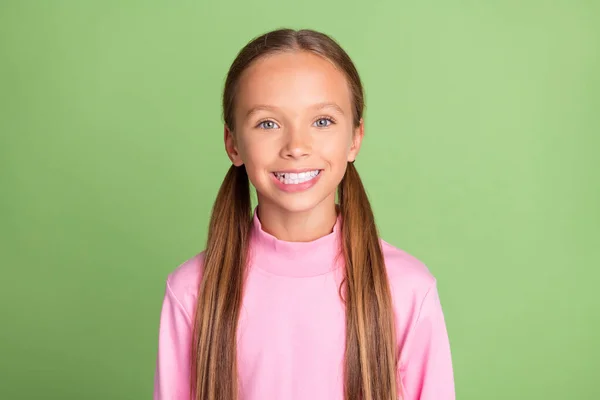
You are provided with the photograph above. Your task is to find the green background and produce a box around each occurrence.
[1,1,598,399]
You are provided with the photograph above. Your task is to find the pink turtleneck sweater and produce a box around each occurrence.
[153,211,455,399]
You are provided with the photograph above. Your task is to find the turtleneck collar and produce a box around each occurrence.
[248,206,344,278]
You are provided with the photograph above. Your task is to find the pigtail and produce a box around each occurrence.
[191,165,252,400]
[339,162,399,400]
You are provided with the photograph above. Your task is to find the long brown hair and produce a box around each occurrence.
[192,28,399,400]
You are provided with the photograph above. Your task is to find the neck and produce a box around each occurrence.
[256,196,338,242]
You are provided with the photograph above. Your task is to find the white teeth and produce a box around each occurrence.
[274,170,321,185]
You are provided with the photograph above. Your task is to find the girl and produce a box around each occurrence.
[154,28,455,400]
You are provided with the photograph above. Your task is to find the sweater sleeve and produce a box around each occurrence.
[153,278,193,400]
[399,282,455,400]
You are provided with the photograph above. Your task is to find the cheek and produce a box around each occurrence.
[237,136,277,167]
[315,133,353,162]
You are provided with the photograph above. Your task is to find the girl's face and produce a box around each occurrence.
[225,51,364,214]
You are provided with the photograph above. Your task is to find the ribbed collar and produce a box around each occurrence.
[249,207,344,277]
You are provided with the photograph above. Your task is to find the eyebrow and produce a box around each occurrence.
[244,102,345,119]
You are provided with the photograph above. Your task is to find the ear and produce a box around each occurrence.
[347,118,365,162]
[224,124,244,166]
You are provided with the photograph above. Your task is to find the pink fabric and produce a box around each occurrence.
[154,211,455,399]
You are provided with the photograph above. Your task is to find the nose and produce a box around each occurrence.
[280,127,311,160]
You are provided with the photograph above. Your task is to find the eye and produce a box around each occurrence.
[313,117,335,128]
[256,120,280,130]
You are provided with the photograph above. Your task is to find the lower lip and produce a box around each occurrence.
[271,171,322,193]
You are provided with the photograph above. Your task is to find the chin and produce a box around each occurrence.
[260,191,334,215]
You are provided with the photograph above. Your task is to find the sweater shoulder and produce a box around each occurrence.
[165,251,205,319]
[380,239,437,296]
[379,239,440,345]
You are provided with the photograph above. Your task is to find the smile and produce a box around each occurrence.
[272,170,321,185]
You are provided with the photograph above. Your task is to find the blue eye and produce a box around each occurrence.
[314,117,334,128]
[257,120,279,129]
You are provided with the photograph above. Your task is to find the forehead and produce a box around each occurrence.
[235,51,353,116]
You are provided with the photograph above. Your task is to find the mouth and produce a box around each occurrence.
[272,169,322,185]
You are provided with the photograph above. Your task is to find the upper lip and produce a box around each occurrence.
[272,168,322,173]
